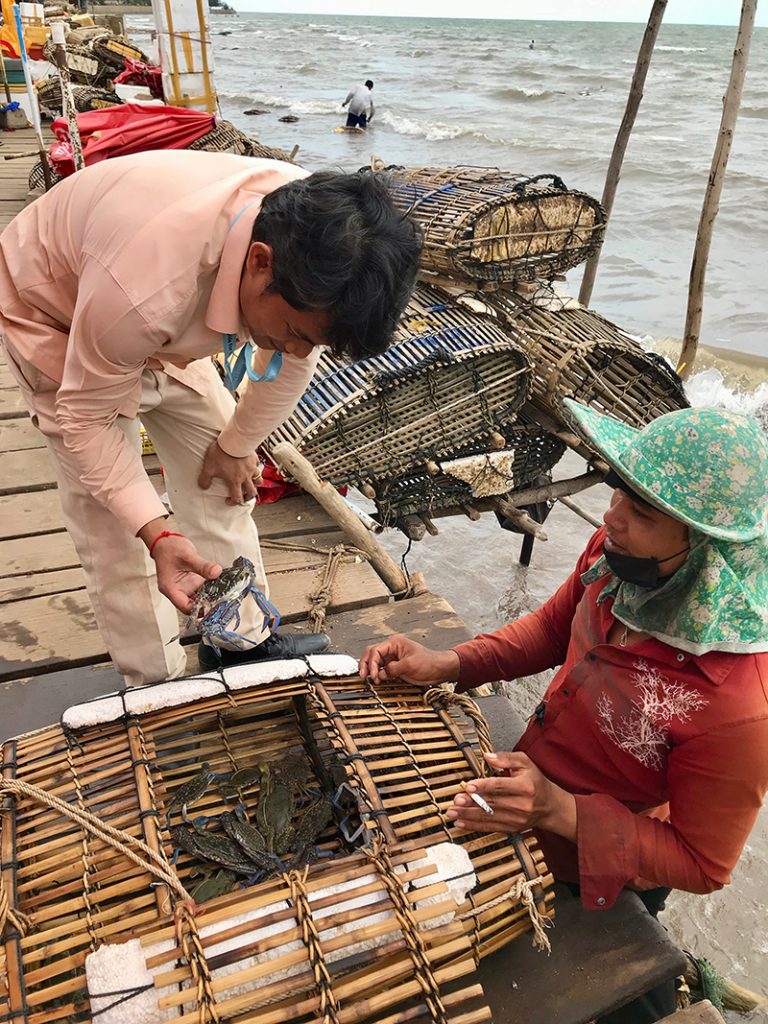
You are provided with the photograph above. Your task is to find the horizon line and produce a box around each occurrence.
[228,6,768,29]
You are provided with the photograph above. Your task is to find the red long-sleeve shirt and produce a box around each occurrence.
[454,528,768,910]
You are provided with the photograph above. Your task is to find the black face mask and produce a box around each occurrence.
[604,546,690,589]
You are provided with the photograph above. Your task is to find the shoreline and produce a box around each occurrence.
[89,4,234,12]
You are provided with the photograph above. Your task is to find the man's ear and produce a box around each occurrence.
[244,241,273,283]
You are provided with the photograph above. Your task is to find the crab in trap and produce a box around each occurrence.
[182,555,281,655]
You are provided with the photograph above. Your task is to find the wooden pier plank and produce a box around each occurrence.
[0,447,163,494]
[0,387,27,419]
[0,491,67,540]
[0,416,43,452]
[0,558,389,681]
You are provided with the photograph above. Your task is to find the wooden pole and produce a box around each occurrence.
[677,0,757,380]
[558,495,603,529]
[11,3,52,190]
[270,441,410,596]
[50,22,85,172]
[578,0,667,307]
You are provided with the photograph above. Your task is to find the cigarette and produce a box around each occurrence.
[460,780,493,816]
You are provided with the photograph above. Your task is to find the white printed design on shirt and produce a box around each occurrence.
[596,659,708,770]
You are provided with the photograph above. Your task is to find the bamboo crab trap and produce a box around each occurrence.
[375,424,566,524]
[473,290,689,429]
[0,656,553,1024]
[387,166,606,284]
[262,282,533,491]
[188,121,297,164]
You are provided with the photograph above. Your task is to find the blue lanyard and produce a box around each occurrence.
[221,334,283,392]
[220,198,283,392]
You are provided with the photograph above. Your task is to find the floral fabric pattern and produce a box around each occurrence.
[563,400,768,542]
[563,398,768,653]
[597,659,708,770]
[582,530,768,654]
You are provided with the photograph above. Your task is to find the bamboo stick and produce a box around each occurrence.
[678,0,757,379]
[270,441,409,596]
[578,0,667,306]
[506,469,605,507]
[490,500,548,540]
[558,495,603,528]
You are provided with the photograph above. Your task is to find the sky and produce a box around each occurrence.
[232,1,768,28]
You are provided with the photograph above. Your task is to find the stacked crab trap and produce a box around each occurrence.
[387,166,606,284]
[262,280,562,528]
[0,657,553,1024]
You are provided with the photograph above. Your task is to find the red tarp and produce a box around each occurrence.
[113,59,164,99]
[49,104,217,177]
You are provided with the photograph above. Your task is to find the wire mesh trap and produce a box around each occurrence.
[374,424,566,524]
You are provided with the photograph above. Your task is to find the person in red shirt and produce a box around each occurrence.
[360,400,768,1024]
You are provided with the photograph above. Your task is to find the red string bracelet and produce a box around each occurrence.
[148,530,184,558]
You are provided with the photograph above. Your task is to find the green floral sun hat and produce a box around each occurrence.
[562,399,768,542]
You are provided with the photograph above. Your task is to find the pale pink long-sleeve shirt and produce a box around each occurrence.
[0,150,320,535]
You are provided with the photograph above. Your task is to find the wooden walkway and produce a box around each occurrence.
[0,127,686,1024]
[0,128,469,722]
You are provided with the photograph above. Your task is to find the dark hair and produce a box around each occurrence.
[365,79,374,89]
[251,171,422,362]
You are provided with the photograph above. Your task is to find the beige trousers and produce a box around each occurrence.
[4,345,270,686]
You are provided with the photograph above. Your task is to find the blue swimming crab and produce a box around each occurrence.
[183,555,281,655]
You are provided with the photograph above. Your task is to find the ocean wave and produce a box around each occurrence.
[641,134,685,143]
[306,22,372,46]
[686,368,768,430]
[377,110,518,146]
[656,45,708,53]
[218,91,338,115]
[741,105,768,120]
[290,98,340,114]
[498,86,554,101]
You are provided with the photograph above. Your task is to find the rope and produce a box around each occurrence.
[65,742,101,951]
[175,903,222,1024]
[364,837,448,1024]
[0,879,31,940]
[422,689,495,773]
[308,544,346,634]
[0,778,191,904]
[363,680,451,842]
[459,875,552,953]
[285,867,339,1024]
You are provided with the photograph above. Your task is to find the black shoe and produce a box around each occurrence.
[198,631,331,671]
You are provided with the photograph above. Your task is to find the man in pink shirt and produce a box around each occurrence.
[0,150,421,685]
[360,401,768,1023]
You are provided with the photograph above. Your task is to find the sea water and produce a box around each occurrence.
[128,11,768,1008]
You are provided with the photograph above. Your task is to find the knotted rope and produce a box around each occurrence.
[0,875,31,939]
[0,777,193,942]
[174,902,222,1024]
[364,837,448,1024]
[285,867,339,1024]
[308,544,346,634]
[423,688,494,773]
[460,875,552,952]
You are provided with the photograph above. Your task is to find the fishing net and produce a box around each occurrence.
[374,424,566,524]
